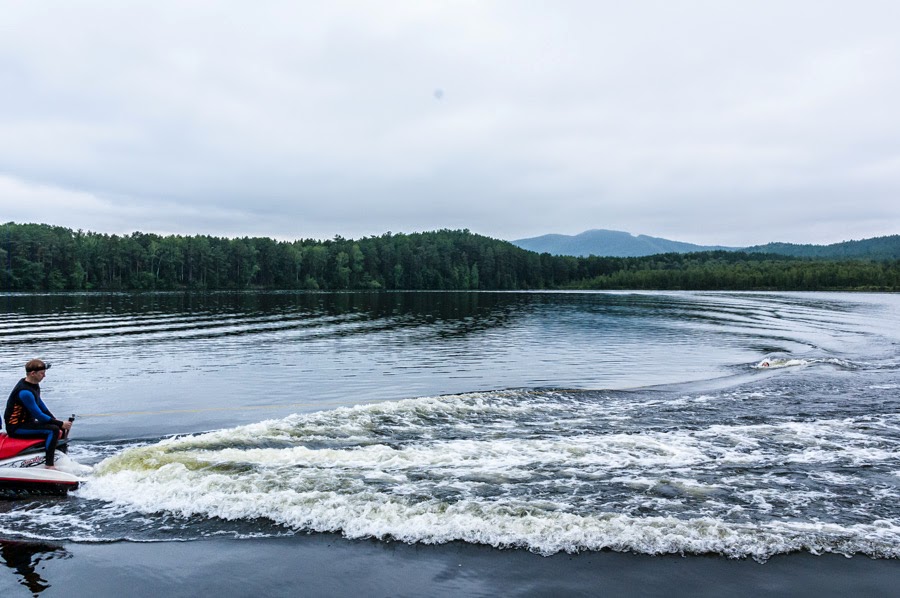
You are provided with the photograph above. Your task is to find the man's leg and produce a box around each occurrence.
[8,424,61,466]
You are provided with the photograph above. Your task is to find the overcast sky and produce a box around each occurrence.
[1,1,898,246]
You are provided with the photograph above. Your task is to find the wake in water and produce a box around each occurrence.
[2,292,899,561]
[753,353,857,370]
[59,358,900,562]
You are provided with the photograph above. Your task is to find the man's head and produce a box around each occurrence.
[25,359,50,383]
[25,359,50,373]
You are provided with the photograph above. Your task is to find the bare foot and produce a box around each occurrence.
[45,465,58,470]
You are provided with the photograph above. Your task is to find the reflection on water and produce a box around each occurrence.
[1,291,898,440]
[0,539,68,595]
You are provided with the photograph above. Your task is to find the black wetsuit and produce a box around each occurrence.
[4,379,64,466]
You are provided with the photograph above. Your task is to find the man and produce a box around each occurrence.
[4,359,72,468]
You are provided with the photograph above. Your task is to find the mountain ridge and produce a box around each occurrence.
[511,229,900,260]
[512,229,736,257]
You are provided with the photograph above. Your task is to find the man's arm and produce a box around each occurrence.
[35,395,56,420]
[17,390,64,426]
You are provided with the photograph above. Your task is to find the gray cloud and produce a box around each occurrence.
[1,1,898,246]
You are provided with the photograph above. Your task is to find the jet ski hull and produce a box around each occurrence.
[0,433,83,496]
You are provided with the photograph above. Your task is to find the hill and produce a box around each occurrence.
[512,229,735,257]
[1,222,897,292]
[513,230,900,260]
[744,235,900,260]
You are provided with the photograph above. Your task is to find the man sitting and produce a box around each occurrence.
[4,359,72,468]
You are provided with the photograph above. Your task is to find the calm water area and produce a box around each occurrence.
[1,290,899,595]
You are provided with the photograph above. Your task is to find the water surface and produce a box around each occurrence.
[1,291,898,563]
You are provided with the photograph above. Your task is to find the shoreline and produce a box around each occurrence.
[2,535,898,597]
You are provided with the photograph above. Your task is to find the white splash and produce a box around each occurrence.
[76,393,900,561]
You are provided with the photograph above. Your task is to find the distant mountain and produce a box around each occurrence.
[512,230,900,260]
[511,229,735,257]
[744,235,900,260]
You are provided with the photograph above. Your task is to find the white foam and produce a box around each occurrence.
[55,452,94,476]
[78,462,900,560]
[76,399,900,560]
[754,358,811,369]
[753,356,855,370]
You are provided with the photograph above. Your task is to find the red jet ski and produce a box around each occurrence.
[0,431,83,495]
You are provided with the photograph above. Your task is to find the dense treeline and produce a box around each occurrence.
[0,222,593,291]
[575,251,900,291]
[744,234,900,260]
[2,222,898,292]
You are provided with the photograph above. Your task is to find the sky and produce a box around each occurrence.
[1,1,898,247]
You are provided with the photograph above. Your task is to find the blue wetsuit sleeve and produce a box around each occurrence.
[36,395,55,420]
[17,390,54,424]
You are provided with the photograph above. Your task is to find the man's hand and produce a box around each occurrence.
[61,420,73,431]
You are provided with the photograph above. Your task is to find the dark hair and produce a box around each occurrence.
[25,359,51,373]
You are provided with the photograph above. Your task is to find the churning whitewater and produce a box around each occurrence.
[78,372,900,561]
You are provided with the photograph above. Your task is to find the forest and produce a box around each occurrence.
[2,222,898,292]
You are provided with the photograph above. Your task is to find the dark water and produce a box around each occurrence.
[1,291,899,571]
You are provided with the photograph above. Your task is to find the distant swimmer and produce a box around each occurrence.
[761,361,770,367]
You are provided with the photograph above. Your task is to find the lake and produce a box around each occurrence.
[1,291,899,594]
